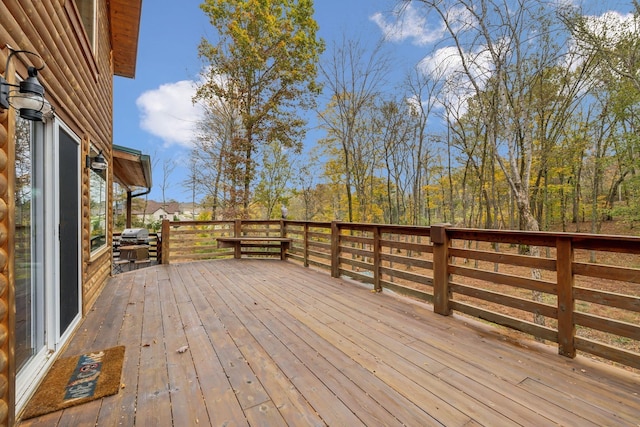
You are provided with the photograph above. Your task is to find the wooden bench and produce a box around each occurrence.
[216,237,292,260]
[133,259,151,269]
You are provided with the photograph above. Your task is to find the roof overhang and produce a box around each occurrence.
[113,144,152,193]
[109,0,143,78]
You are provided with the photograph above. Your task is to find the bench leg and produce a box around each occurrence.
[234,242,242,259]
[280,242,289,260]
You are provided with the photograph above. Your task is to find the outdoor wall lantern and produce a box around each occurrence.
[86,150,108,171]
[0,47,53,122]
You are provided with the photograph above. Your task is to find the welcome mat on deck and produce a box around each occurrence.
[22,345,125,419]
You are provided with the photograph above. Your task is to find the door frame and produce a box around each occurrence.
[15,118,83,412]
[52,120,82,344]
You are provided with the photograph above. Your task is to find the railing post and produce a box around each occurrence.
[373,225,382,292]
[234,219,242,258]
[331,221,340,278]
[280,219,287,260]
[303,222,309,267]
[557,236,576,358]
[161,219,170,264]
[431,223,451,316]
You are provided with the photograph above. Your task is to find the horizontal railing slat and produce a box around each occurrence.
[573,262,640,284]
[379,252,433,270]
[449,265,557,294]
[450,282,557,318]
[575,337,640,370]
[450,300,559,342]
[574,287,640,313]
[574,312,640,341]
[449,247,557,271]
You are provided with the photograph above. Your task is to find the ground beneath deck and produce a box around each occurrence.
[19,259,640,426]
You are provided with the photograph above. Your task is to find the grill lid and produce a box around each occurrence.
[121,228,149,240]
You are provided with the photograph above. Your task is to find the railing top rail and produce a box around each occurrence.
[448,227,640,253]
[284,220,333,227]
[164,219,640,250]
[168,220,235,227]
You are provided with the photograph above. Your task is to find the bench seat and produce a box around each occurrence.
[217,237,292,260]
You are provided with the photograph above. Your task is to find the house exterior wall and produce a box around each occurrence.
[0,0,120,423]
[0,109,12,426]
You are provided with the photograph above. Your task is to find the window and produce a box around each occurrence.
[89,146,107,253]
[74,0,96,49]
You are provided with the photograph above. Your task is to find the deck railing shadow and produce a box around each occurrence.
[159,219,640,370]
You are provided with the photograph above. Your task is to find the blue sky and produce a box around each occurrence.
[113,0,632,203]
[113,0,430,203]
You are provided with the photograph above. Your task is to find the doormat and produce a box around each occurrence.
[22,346,125,420]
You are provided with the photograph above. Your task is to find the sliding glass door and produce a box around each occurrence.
[15,118,82,411]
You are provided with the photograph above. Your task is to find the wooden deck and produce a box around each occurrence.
[19,260,640,426]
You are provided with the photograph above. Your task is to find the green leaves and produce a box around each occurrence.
[195,0,323,215]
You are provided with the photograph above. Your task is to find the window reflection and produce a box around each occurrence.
[89,148,107,252]
[15,116,45,371]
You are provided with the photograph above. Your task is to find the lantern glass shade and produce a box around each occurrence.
[7,90,52,121]
[0,64,52,122]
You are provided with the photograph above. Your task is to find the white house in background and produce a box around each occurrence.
[131,201,204,224]
[179,202,203,219]
[133,200,181,222]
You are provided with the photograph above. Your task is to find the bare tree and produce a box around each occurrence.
[405,66,444,225]
[192,98,242,219]
[182,152,201,220]
[409,0,590,329]
[376,97,413,224]
[160,157,176,208]
[318,37,391,222]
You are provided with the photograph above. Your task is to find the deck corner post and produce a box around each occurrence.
[303,222,310,267]
[160,219,170,264]
[431,223,452,316]
[280,220,288,260]
[233,220,242,258]
[373,225,382,292]
[331,221,340,278]
[557,236,576,358]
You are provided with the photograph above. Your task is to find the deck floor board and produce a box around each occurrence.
[19,259,640,426]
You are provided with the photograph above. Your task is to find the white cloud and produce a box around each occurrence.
[136,80,205,148]
[418,45,494,118]
[370,3,445,46]
[583,10,636,47]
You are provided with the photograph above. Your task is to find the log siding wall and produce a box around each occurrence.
[1,0,119,423]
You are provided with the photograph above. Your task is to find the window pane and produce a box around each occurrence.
[15,117,45,371]
[89,153,107,252]
[74,0,95,48]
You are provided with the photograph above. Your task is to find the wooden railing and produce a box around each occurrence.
[160,219,640,369]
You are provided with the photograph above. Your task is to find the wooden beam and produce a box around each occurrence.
[557,237,575,358]
[431,223,452,316]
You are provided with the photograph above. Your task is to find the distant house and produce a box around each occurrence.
[131,201,203,224]
[0,1,144,422]
[180,202,203,219]
[134,200,182,222]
